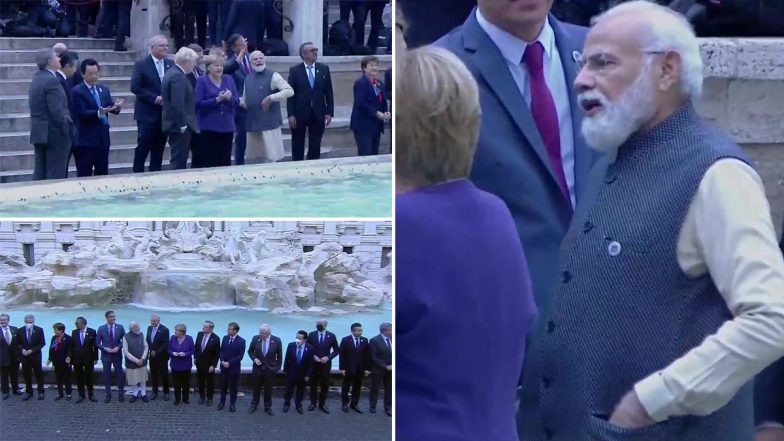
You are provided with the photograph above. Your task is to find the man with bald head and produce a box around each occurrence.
[146,314,170,401]
[307,319,339,413]
[517,2,784,440]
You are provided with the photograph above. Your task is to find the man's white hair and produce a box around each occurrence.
[260,324,271,333]
[594,0,703,99]
[129,321,140,329]
[174,47,199,65]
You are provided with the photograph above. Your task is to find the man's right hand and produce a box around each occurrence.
[288,116,297,129]
[155,96,163,106]
[254,359,262,366]
[222,361,230,368]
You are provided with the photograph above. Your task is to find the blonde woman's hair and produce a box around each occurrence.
[205,53,224,72]
[395,46,481,186]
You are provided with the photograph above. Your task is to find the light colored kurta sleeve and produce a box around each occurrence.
[268,72,294,102]
[635,158,784,422]
[142,338,149,360]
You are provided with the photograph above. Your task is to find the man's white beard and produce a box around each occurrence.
[579,63,657,154]
[252,65,266,73]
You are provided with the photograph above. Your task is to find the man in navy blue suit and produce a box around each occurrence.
[282,330,314,414]
[307,319,339,413]
[71,59,125,177]
[130,35,173,173]
[217,322,245,413]
[96,310,126,403]
[434,0,594,435]
[339,323,370,413]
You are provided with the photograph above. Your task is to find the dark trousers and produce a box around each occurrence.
[251,369,274,409]
[341,372,363,407]
[72,361,94,397]
[353,131,380,156]
[96,0,116,37]
[0,361,19,395]
[310,363,330,407]
[263,0,281,39]
[53,361,73,396]
[220,371,239,404]
[33,143,69,180]
[171,2,186,49]
[73,126,111,177]
[20,355,44,394]
[283,375,306,407]
[208,0,232,46]
[184,0,208,48]
[115,0,131,50]
[365,0,386,51]
[149,354,170,394]
[369,369,390,410]
[196,364,215,400]
[101,358,124,393]
[168,129,192,169]
[172,370,190,403]
[28,4,57,29]
[339,0,367,46]
[66,4,94,37]
[233,111,247,165]
[196,130,233,168]
[291,112,325,161]
[133,120,168,172]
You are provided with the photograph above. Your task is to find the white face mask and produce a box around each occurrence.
[25,324,33,329]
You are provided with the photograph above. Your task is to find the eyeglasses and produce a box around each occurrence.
[576,50,665,76]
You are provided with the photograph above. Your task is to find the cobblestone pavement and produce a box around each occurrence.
[0,386,391,441]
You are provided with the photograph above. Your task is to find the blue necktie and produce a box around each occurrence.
[91,86,108,126]
[297,346,302,363]
[307,65,315,89]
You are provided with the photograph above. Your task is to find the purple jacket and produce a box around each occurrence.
[168,335,195,372]
[194,74,238,133]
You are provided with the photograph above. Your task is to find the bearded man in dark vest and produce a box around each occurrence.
[518,2,784,440]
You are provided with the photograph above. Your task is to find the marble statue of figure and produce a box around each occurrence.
[245,230,270,263]
[132,233,157,258]
[224,228,247,265]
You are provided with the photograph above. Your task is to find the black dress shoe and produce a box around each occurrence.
[141,395,149,403]
[369,408,376,414]
[2,394,9,400]
[282,405,290,413]
[385,408,392,417]
[55,395,64,401]
[296,406,303,414]
[351,406,363,414]
[104,394,111,403]
[265,408,274,416]
[150,392,158,400]
[229,405,236,413]
[163,394,170,402]
[206,399,213,406]
[89,395,97,402]
[66,395,72,401]
[248,405,257,414]
[118,394,124,403]
[129,395,138,403]
[217,402,225,410]
[342,404,349,413]
[183,400,189,405]
[320,406,330,414]
[37,393,45,400]
[308,403,316,411]
[23,394,33,401]
[75,396,84,403]
[13,390,24,396]
[198,398,205,405]
[174,400,180,406]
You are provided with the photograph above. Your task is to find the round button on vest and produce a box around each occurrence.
[608,241,622,257]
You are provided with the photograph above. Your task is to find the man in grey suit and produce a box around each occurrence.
[29,48,75,180]
[433,0,594,435]
[368,323,392,416]
[162,47,200,170]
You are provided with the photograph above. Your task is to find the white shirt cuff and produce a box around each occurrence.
[634,371,677,423]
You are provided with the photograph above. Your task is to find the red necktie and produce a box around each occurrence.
[523,42,569,202]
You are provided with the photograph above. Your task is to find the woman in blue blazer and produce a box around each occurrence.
[349,56,390,156]
[47,323,73,400]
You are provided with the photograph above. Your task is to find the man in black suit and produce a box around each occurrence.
[307,319,340,413]
[57,51,79,110]
[223,33,250,165]
[185,44,205,90]
[286,42,334,161]
[194,320,221,406]
[70,316,98,403]
[146,314,170,401]
[130,35,173,173]
[369,322,392,416]
[339,322,370,413]
[0,313,21,400]
[247,324,283,415]
[283,330,314,414]
[15,314,45,400]
[162,47,200,169]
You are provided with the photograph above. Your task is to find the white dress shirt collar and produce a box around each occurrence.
[476,8,555,67]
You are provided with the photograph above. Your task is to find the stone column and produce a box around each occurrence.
[283,0,324,57]
[130,0,170,56]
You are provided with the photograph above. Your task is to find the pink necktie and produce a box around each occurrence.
[523,42,569,201]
